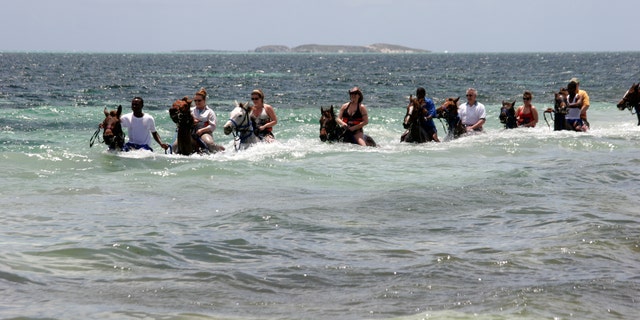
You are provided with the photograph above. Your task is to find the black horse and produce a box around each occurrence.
[499,100,517,129]
[319,106,376,146]
[400,96,431,143]
[617,83,640,126]
[544,90,570,131]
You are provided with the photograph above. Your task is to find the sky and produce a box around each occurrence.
[1,0,638,53]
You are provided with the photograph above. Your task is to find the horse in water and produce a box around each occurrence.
[319,105,376,146]
[617,83,640,125]
[499,100,517,129]
[400,95,430,143]
[93,105,124,151]
[169,97,204,155]
[544,89,570,131]
[224,101,260,150]
[436,97,465,139]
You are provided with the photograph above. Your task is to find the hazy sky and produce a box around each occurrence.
[1,0,637,53]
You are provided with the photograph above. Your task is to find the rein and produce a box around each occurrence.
[228,109,255,151]
[89,126,101,147]
[543,110,553,130]
[437,118,449,135]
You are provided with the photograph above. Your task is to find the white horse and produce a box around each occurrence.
[223,101,260,150]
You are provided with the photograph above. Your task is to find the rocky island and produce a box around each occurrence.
[254,43,429,53]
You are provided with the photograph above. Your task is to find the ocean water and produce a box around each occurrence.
[1,52,640,320]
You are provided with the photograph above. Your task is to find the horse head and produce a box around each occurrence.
[617,83,640,111]
[499,100,516,127]
[436,97,465,138]
[224,101,253,136]
[403,95,426,130]
[101,105,124,150]
[319,105,337,142]
[436,97,460,120]
[553,90,568,114]
[169,97,194,128]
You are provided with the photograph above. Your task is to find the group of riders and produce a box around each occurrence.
[402,78,591,144]
[110,88,277,153]
[105,77,601,153]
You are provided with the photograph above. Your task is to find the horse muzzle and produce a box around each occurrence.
[223,123,234,135]
[617,102,630,111]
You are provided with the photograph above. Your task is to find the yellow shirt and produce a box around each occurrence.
[578,89,590,107]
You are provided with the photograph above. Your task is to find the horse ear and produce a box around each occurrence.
[321,106,325,112]
[454,97,460,104]
[116,105,122,117]
[511,100,516,107]
[103,108,108,117]
[330,105,334,112]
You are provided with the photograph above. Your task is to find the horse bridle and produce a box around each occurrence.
[228,106,255,149]
[90,120,124,149]
[618,90,639,113]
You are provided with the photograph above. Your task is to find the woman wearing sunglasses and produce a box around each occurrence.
[515,90,539,128]
[250,89,278,142]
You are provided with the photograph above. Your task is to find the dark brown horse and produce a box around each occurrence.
[319,106,376,146]
[319,105,346,142]
[544,89,571,131]
[617,83,640,125]
[499,100,517,129]
[436,97,465,139]
[400,95,430,143]
[95,105,124,151]
[169,97,203,155]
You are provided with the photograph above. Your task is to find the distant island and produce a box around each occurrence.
[254,43,429,53]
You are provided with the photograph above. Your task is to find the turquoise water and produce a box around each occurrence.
[1,52,639,319]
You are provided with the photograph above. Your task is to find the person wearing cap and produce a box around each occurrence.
[120,97,169,152]
[337,87,371,146]
[570,78,590,128]
[458,88,486,132]
[566,81,586,131]
[249,89,277,142]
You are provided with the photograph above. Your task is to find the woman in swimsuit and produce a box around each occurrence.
[336,87,370,146]
[515,90,539,128]
[250,89,278,142]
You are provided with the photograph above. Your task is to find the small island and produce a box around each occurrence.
[254,43,429,53]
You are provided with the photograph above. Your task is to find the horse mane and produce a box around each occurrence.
[169,97,194,126]
[236,100,253,113]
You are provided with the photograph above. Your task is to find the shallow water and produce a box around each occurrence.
[1,52,639,319]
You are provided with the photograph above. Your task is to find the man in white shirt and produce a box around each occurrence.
[120,97,169,152]
[458,88,486,132]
